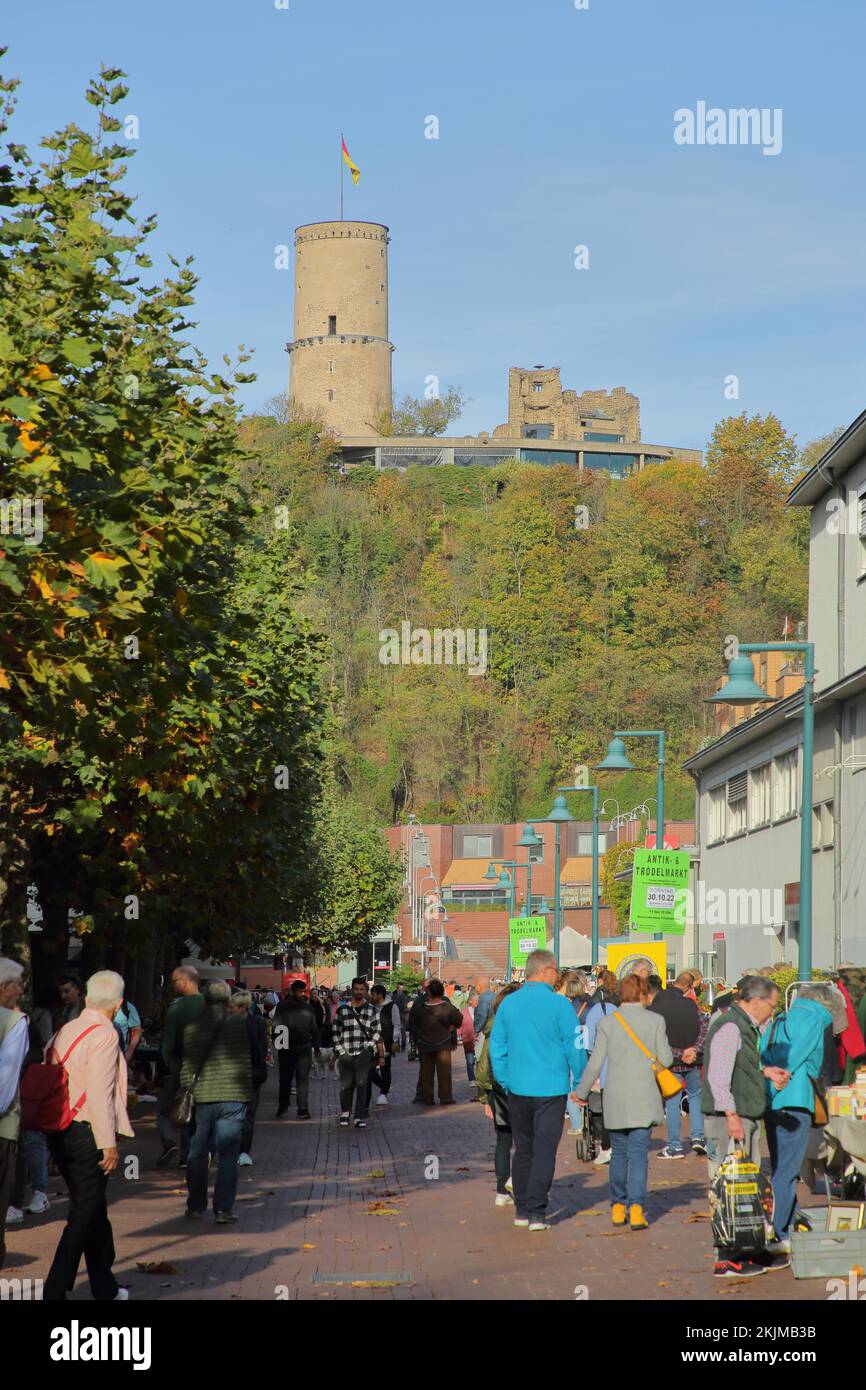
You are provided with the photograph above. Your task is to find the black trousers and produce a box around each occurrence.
[45,1122,118,1301]
[241,1084,262,1152]
[508,1092,567,1221]
[0,1136,17,1270]
[278,1047,312,1113]
[366,1053,393,1105]
[338,1051,372,1118]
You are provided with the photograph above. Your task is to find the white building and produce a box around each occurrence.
[683,408,866,983]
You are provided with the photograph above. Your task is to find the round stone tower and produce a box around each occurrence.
[287,220,394,436]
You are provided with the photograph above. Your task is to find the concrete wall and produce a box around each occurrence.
[808,445,866,689]
[288,220,393,436]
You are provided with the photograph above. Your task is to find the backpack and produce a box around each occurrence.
[19,1023,101,1133]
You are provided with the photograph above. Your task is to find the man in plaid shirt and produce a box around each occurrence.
[329,978,385,1128]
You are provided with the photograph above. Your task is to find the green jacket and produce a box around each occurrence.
[473,1017,496,1104]
[701,1002,767,1120]
[180,1005,251,1104]
[162,992,205,1069]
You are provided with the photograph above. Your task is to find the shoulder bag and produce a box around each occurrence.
[613,1010,684,1100]
[171,1016,226,1126]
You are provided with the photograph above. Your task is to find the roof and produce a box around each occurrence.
[787,406,866,507]
[682,688,805,773]
[560,856,593,883]
[441,858,497,888]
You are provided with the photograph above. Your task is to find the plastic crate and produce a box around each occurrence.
[791,1227,866,1279]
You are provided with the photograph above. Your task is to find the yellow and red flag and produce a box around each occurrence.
[341,135,360,185]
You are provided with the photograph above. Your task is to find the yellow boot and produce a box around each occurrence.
[611,1203,627,1226]
[629,1204,649,1230]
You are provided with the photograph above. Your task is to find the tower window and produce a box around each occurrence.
[327,361,335,373]
[328,315,337,335]
[533,382,543,393]
[327,390,334,402]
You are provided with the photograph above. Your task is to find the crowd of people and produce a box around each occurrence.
[1,950,864,1298]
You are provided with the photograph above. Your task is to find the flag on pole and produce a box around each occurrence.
[341,135,360,185]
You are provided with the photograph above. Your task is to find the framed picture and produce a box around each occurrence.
[826,1201,865,1233]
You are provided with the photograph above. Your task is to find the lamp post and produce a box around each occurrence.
[557,783,601,967]
[484,857,530,979]
[707,642,815,983]
[529,794,576,965]
[597,731,667,855]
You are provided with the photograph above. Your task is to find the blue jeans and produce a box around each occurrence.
[609,1126,651,1208]
[22,1130,49,1193]
[664,1066,704,1150]
[186,1101,246,1215]
[766,1107,812,1238]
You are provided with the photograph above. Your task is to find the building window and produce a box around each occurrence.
[327,390,333,402]
[518,448,578,466]
[813,800,836,849]
[726,771,748,837]
[859,481,866,575]
[528,841,544,864]
[708,786,726,843]
[773,749,800,820]
[522,424,552,439]
[327,361,335,373]
[583,432,624,443]
[328,315,337,335]
[577,832,608,856]
[581,452,638,478]
[533,382,543,393]
[749,763,772,828]
[462,834,493,859]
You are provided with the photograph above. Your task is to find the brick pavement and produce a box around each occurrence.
[4,1052,831,1302]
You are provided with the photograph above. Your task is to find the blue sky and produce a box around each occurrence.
[5,0,866,452]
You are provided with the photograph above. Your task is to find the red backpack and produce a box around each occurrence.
[19,1023,100,1132]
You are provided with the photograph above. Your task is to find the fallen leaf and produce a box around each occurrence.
[686,1212,711,1223]
[302,1243,317,1250]
[136,1261,176,1275]
[350,1280,401,1288]
[365,1169,386,1178]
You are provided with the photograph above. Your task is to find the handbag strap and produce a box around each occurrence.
[190,1015,226,1086]
[349,1007,375,1043]
[613,1010,660,1065]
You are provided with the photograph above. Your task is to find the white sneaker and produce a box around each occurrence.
[495,1193,514,1207]
[376,1095,389,1106]
[113,1287,130,1301]
[5,1206,24,1224]
[593,1148,612,1167]
[238,1153,253,1166]
[26,1191,49,1214]
[513,1217,529,1227]
[529,1221,551,1232]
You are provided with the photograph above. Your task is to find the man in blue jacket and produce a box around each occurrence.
[490,949,586,1231]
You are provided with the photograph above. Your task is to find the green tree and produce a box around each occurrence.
[378,385,469,436]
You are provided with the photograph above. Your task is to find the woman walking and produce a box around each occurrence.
[576,972,673,1230]
[474,984,520,1206]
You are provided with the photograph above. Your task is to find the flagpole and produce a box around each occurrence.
[340,133,344,221]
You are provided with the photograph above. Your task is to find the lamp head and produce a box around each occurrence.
[707,656,773,707]
[517,822,543,849]
[596,737,636,772]
[546,793,576,823]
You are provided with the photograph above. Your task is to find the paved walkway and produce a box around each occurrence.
[5,1053,830,1301]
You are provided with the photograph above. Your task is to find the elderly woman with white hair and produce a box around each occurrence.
[0,957,29,1269]
[760,981,847,1257]
[43,969,133,1301]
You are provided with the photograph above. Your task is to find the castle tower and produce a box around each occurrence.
[287,220,394,436]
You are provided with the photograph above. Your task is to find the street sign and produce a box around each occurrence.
[628,848,690,935]
[508,916,547,967]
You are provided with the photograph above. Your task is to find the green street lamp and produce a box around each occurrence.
[558,783,601,967]
[597,730,667,942]
[708,642,815,982]
[529,794,576,964]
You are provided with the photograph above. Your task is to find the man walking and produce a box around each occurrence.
[648,972,708,1159]
[393,984,410,1049]
[490,949,584,1232]
[702,975,790,1278]
[472,975,495,1037]
[412,979,463,1105]
[331,978,384,1128]
[181,980,251,1224]
[157,965,204,1167]
[273,980,319,1119]
[366,983,400,1107]
[43,971,133,1300]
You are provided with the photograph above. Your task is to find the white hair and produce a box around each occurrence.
[85,970,125,1010]
[230,990,252,1012]
[0,958,24,988]
[204,980,231,1005]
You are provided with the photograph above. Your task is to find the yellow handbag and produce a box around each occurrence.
[614,1011,685,1101]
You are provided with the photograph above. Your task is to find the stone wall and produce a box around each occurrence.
[492,367,641,442]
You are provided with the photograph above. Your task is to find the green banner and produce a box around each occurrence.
[508,916,548,966]
[628,849,690,935]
